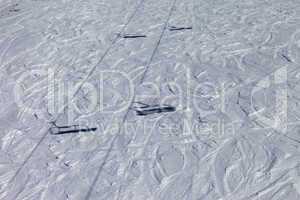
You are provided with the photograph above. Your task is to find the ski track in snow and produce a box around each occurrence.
[1,0,300,199]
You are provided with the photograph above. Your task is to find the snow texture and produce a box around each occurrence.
[1,0,300,199]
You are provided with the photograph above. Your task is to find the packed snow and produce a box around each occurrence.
[1,0,300,199]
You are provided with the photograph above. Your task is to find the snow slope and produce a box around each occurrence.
[1,0,300,199]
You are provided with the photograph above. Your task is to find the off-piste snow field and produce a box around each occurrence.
[0,0,300,199]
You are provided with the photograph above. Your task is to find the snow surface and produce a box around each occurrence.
[1,0,300,199]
